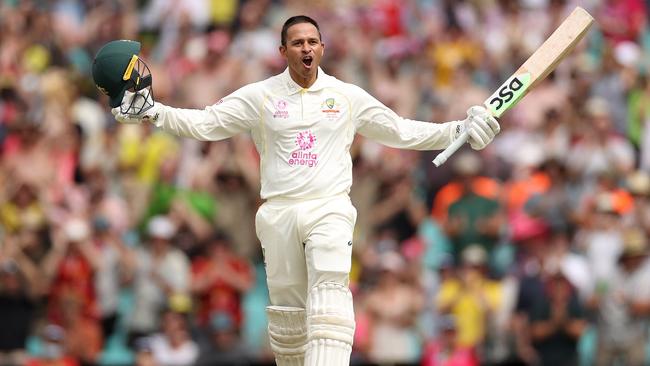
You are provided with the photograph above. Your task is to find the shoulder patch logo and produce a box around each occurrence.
[97,85,109,95]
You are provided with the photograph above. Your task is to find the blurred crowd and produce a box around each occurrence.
[1,0,650,365]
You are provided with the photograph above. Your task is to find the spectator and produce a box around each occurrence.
[1,124,56,194]
[125,216,190,345]
[0,180,46,234]
[209,138,261,258]
[43,218,100,329]
[133,337,158,366]
[0,256,37,366]
[369,165,423,243]
[141,151,214,257]
[529,271,587,366]
[148,309,198,366]
[588,228,650,366]
[191,231,253,332]
[597,0,646,45]
[195,312,251,366]
[511,230,553,365]
[566,97,635,180]
[442,154,504,263]
[421,315,479,366]
[25,325,79,366]
[436,245,503,355]
[524,159,577,234]
[90,216,129,340]
[431,150,500,224]
[59,295,103,366]
[365,251,424,364]
[624,170,650,233]
[576,192,625,290]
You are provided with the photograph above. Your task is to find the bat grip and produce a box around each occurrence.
[432,131,468,167]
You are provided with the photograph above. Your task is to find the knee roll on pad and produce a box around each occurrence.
[305,282,355,366]
[266,306,307,366]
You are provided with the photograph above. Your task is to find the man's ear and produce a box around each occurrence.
[279,45,287,58]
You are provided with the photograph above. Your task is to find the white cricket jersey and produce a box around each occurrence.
[153,68,462,200]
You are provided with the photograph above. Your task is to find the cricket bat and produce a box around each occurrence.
[432,6,594,167]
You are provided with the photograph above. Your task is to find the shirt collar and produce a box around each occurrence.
[282,67,330,95]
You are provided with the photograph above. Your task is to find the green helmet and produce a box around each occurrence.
[92,40,154,114]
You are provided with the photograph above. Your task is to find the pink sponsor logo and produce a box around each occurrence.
[295,131,316,150]
[273,99,289,119]
[289,131,318,167]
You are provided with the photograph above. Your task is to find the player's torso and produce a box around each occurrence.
[260,88,354,168]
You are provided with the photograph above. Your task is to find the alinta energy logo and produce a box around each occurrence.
[289,130,318,168]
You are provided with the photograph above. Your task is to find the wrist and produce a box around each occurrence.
[144,102,164,125]
[450,120,466,141]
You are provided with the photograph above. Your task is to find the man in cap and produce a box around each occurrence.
[625,170,650,232]
[589,228,650,366]
[94,16,501,365]
[124,215,190,346]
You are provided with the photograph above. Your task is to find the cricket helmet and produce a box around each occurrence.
[92,40,154,115]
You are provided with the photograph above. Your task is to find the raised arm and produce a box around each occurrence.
[351,85,499,151]
[112,83,262,141]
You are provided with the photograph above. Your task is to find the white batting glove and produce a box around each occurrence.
[464,105,500,150]
[111,90,161,124]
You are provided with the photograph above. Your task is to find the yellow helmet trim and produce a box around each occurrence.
[122,55,139,81]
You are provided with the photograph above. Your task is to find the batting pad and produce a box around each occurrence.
[305,282,355,366]
[266,306,308,366]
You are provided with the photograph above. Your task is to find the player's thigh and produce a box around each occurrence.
[255,202,308,307]
[302,197,357,288]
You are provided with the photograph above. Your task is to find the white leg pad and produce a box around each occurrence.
[305,282,355,366]
[266,306,307,366]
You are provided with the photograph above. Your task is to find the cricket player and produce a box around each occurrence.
[93,15,500,366]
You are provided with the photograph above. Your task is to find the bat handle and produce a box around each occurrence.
[432,131,468,167]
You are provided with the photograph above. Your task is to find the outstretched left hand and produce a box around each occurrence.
[111,90,161,124]
[464,105,501,150]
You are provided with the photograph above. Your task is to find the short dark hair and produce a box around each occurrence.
[281,15,321,46]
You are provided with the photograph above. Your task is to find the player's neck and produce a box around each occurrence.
[289,69,318,89]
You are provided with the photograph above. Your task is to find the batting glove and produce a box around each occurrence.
[464,105,500,150]
[111,90,162,124]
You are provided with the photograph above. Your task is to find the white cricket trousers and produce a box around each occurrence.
[256,194,357,366]
[255,193,356,306]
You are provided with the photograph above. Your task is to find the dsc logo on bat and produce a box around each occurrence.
[486,73,531,116]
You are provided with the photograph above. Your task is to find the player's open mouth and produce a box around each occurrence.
[302,56,313,68]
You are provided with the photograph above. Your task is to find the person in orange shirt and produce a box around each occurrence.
[431,151,500,224]
[43,219,100,331]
